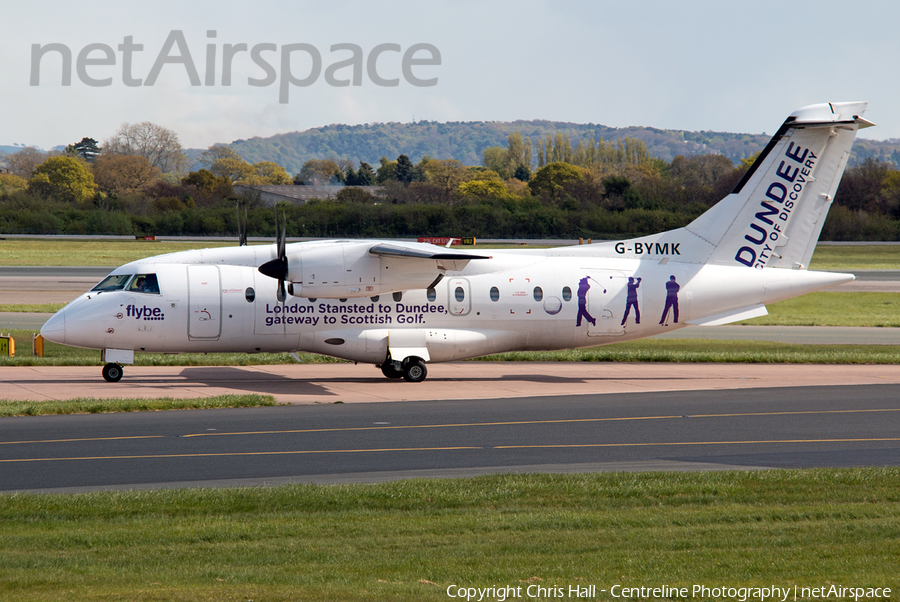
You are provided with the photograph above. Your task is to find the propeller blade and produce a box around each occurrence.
[259,206,290,304]
[276,209,286,261]
[237,204,248,247]
[258,208,289,278]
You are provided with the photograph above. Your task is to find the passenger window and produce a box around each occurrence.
[128,273,160,294]
[455,286,465,302]
[490,286,499,302]
[562,286,572,302]
[245,287,256,302]
[533,286,543,302]
[370,295,380,302]
[393,291,403,302]
[91,274,132,292]
[426,288,436,302]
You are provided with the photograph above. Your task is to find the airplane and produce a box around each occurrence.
[40,101,872,383]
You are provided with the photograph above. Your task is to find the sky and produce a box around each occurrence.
[2,0,898,152]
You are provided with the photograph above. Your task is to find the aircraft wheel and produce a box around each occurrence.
[102,363,124,383]
[380,362,403,379]
[402,358,427,383]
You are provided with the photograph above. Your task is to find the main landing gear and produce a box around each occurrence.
[102,362,124,383]
[379,357,428,383]
[381,362,404,379]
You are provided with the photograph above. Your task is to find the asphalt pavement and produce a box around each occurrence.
[2,382,898,492]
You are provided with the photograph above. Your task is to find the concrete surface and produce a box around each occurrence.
[2,362,900,404]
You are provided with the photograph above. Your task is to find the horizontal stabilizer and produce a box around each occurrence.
[688,304,768,326]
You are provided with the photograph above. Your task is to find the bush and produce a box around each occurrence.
[3,154,900,241]
[822,205,900,241]
[334,187,373,204]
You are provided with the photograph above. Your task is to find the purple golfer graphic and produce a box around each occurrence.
[621,277,641,326]
[659,275,680,325]
[575,276,596,327]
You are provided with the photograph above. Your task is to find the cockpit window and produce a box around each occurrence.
[128,273,160,294]
[91,274,133,292]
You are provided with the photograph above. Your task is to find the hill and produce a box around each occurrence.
[226,120,769,174]
[225,121,900,174]
[1,145,35,156]
[5,124,899,173]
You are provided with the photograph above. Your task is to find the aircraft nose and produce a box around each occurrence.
[40,311,66,344]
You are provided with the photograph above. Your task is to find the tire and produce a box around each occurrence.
[402,358,427,383]
[380,362,404,379]
[102,363,123,383]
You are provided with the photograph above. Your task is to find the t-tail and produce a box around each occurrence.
[691,101,872,269]
[592,102,873,270]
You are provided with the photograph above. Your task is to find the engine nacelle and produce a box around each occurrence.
[286,241,444,299]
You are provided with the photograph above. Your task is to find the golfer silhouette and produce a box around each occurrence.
[659,275,680,325]
[621,276,641,326]
[575,276,596,327]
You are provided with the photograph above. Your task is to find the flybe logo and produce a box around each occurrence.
[735,141,817,269]
[125,304,165,321]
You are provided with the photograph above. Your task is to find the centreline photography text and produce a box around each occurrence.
[445,583,893,601]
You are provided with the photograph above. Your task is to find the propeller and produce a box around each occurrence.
[236,202,248,247]
[258,208,289,302]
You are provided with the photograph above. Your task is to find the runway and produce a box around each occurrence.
[2,380,899,493]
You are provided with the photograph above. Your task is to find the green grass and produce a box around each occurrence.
[0,394,275,417]
[739,292,900,327]
[0,239,896,270]
[478,338,900,364]
[0,303,65,313]
[0,239,238,267]
[809,244,900,270]
[0,470,897,601]
[3,329,899,366]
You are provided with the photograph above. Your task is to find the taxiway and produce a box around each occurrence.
[2,378,898,493]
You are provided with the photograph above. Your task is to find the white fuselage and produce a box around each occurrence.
[42,241,852,365]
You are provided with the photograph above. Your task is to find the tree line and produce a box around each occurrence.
[2,123,900,241]
[228,119,900,174]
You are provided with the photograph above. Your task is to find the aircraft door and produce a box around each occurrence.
[448,278,471,316]
[581,271,628,336]
[187,265,222,340]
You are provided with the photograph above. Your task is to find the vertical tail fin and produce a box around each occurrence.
[689,102,872,269]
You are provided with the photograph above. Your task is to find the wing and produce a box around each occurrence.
[368,241,490,272]
[262,239,492,299]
